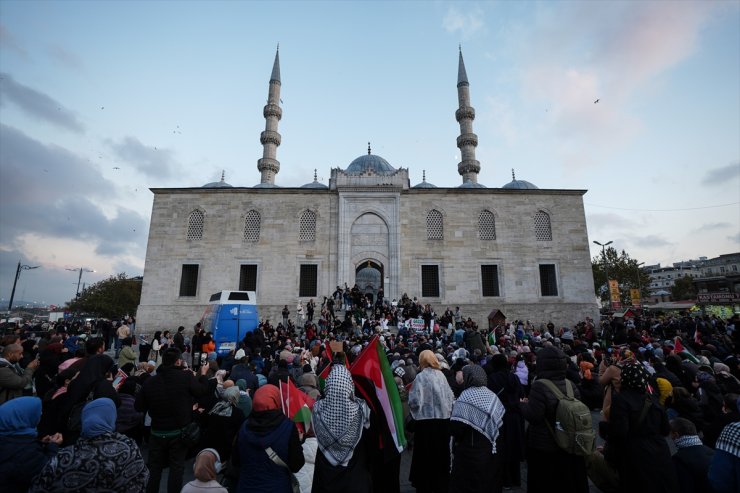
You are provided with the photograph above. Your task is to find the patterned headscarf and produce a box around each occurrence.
[312,365,370,467]
[451,365,505,453]
[210,386,241,417]
[620,363,650,393]
[715,421,740,458]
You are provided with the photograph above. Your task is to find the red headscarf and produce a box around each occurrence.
[252,384,281,412]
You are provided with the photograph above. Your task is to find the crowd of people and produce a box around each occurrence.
[0,292,739,493]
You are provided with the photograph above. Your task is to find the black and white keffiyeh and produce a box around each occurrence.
[451,365,505,453]
[312,364,370,466]
[716,421,740,458]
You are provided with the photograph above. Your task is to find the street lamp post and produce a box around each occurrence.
[66,267,95,298]
[593,240,613,297]
[8,260,40,312]
[636,262,645,294]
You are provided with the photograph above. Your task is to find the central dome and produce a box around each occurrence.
[345,149,396,175]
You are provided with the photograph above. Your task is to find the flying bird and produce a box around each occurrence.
[594,99,600,104]
[101,106,104,110]
[113,166,120,170]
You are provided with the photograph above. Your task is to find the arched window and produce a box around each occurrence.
[299,209,316,241]
[427,209,443,240]
[478,210,496,240]
[534,210,552,241]
[186,209,204,240]
[243,210,261,242]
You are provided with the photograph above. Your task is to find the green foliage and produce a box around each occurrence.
[66,273,142,319]
[671,275,697,301]
[591,247,651,304]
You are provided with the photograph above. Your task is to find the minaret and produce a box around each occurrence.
[257,46,282,186]
[455,47,481,184]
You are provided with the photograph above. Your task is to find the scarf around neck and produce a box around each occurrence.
[451,385,505,453]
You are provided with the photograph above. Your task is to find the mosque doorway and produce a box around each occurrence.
[355,260,383,304]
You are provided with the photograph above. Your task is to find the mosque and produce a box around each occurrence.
[136,49,599,330]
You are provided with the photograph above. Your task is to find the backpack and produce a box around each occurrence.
[538,378,595,456]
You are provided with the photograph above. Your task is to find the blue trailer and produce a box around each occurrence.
[200,290,259,355]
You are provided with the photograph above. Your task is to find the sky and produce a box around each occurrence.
[0,0,738,307]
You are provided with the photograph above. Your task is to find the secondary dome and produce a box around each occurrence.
[413,170,437,188]
[502,179,538,190]
[502,170,538,190]
[301,170,329,189]
[202,171,233,188]
[345,143,396,175]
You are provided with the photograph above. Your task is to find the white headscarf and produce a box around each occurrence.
[409,366,455,420]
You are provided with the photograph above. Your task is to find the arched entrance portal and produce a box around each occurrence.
[355,260,383,304]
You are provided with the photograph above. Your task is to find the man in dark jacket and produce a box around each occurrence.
[173,326,185,352]
[671,417,715,493]
[135,347,209,493]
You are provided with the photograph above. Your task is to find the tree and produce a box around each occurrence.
[591,247,651,305]
[671,275,697,301]
[66,273,142,319]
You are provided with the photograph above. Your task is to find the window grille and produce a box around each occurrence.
[534,211,552,241]
[481,265,500,296]
[539,264,558,296]
[299,264,318,297]
[427,210,443,240]
[421,265,440,297]
[299,210,316,241]
[239,264,258,291]
[479,210,496,240]
[179,264,199,296]
[243,210,261,242]
[187,210,204,240]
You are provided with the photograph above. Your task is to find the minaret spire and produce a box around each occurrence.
[257,46,283,186]
[455,47,481,185]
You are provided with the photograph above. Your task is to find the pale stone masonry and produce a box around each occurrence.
[135,48,599,332]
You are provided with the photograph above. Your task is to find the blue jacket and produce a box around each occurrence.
[709,449,740,493]
[235,411,303,493]
[0,435,58,493]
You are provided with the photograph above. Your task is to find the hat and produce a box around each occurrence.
[522,346,531,353]
[235,349,246,360]
[592,342,600,348]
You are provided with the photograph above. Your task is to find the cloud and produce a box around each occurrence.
[0,24,28,58]
[586,213,632,228]
[632,234,672,248]
[0,72,85,133]
[442,6,484,39]
[47,44,84,70]
[701,161,740,185]
[0,124,147,256]
[107,136,175,179]
[693,222,732,232]
[727,232,740,243]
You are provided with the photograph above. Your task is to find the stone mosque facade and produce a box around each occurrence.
[136,49,599,330]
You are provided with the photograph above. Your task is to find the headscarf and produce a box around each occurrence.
[419,349,440,370]
[312,365,370,467]
[620,363,650,393]
[194,448,220,482]
[0,396,41,437]
[211,386,241,417]
[252,384,281,412]
[81,397,117,438]
[451,365,505,453]
[715,421,740,458]
[409,356,455,421]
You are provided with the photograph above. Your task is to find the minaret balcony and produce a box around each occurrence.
[257,157,280,174]
[457,159,481,175]
[456,133,478,148]
[263,104,283,120]
[455,106,475,122]
[260,130,282,146]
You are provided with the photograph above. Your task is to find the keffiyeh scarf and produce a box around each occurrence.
[451,365,505,453]
[716,421,740,458]
[312,365,370,467]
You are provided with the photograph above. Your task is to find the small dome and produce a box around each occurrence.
[345,143,395,175]
[413,170,437,188]
[253,182,280,189]
[458,179,486,189]
[202,171,233,188]
[502,169,538,189]
[502,179,538,190]
[302,169,328,189]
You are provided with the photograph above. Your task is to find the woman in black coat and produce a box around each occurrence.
[486,354,525,489]
[603,363,679,493]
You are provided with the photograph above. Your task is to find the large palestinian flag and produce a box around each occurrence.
[279,378,315,434]
[349,335,406,454]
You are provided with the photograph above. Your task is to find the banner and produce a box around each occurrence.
[609,280,621,310]
[630,289,641,307]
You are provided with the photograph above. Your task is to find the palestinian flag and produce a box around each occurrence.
[350,335,406,455]
[318,340,349,391]
[279,378,315,434]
